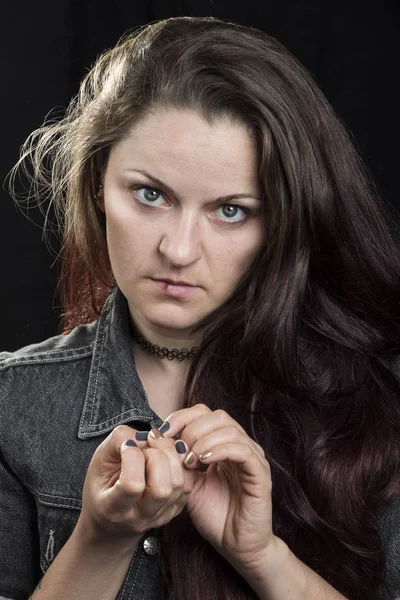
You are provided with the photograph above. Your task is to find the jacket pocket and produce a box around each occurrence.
[35,491,81,573]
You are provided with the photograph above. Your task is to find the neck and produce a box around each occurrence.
[128,309,203,376]
[133,332,199,359]
[132,340,193,378]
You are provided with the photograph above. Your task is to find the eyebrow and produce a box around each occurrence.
[122,168,261,204]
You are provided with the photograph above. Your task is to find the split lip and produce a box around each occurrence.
[153,278,197,287]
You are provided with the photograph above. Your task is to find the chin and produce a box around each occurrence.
[143,307,206,332]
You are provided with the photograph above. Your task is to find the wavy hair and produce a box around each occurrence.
[8,16,400,599]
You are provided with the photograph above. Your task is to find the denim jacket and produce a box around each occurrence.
[0,286,399,600]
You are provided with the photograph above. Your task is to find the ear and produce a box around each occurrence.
[96,183,105,212]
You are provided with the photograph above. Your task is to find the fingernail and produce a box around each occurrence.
[159,421,170,434]
[124,439,137,447]
[175,440,187,454]
[199,450,212,460]
[184,450,196,466]
[149,428,164,440]
[135,431,149,441]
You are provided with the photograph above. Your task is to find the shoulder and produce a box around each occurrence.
[0,322,98,431]
[0,320,97,371]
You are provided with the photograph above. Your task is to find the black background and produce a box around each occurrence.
[1,0,399,351]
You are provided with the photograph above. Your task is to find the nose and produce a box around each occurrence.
[158,209,202,267]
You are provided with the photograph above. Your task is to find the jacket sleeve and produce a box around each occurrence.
[0,453,42,600]
[376,495,400,600]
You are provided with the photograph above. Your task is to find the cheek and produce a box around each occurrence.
[231,224,264,268]
[104,212,145,272]
[213,235,263,289]
[105,200,143,245]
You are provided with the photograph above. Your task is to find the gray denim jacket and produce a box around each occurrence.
[0,288,165,599]
[0,287,399,600]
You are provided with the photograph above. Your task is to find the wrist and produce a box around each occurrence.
[75,512,142,556]
[240,536,303,600]
[242,537,347,600]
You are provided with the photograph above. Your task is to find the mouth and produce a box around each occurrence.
[152,278,198,298]
[153,278,196,287]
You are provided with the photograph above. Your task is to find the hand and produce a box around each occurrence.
[80,425,195,544]
[160,405,276,579]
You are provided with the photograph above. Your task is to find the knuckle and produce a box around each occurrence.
[255,443,266,457]
[112,424,125,437]
[153,486,173,501]
[128,481,146,496]
[226,425,241,438]
[116,479,145,496]
[214,408,228,423]
[111,424,130,442]
[171,475,184,491]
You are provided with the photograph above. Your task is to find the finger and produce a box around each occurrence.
[133,429,151,448]
[182,425,262,469]
[118,440,146,495]
[97,424,140,466]
[146,429,185,490]
[146,430,197,494]
[168,410,248,452]
[157,404,213,437]
[194,442,272,491]
[160,408,265,461]
[132,427,178,448]
[100,439,145,514]
[136,448,176,518]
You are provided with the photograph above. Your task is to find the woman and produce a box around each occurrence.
[1,15,400,600]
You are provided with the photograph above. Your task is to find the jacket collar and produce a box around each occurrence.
[78,287,163,439]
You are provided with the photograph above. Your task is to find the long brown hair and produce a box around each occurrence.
[9,16,400,599]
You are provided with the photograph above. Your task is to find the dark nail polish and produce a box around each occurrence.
[135,431,149,441]
[175,440,186,454]
[125,439,137,447]
[159,421,170,434]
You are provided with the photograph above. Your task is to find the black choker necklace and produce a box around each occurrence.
[133,333,199,361]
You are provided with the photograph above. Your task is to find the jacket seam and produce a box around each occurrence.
[90,317,107,426]
[122,548,144,600]
[37,498,81,510]
[27,484,83,509]
[0,346,94,369]
[80,410,155,431]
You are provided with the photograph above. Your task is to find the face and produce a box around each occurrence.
[99,108,264,343]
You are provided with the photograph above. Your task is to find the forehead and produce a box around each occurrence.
[107,108,260,194]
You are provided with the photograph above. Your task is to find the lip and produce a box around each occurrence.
[153,278,196,287]
[152,278,198,298]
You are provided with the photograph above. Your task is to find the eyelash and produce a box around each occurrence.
[130,185,251,224]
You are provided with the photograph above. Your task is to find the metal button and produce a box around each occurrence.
[143,535,160,555]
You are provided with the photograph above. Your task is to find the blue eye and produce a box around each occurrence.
[134,186,166,205]
[217,204,249,223]
[132,185,250,224]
